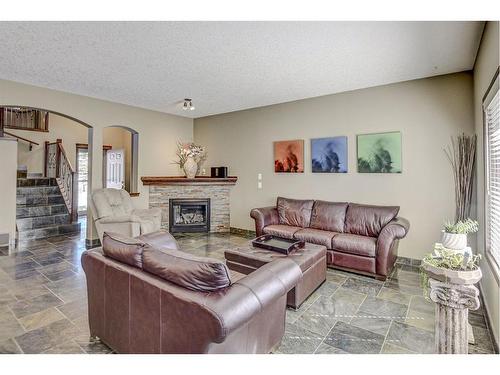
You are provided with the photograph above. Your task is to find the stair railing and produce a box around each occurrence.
[2,130,39,151]
[45,139,78,223]
[0,107,49,132]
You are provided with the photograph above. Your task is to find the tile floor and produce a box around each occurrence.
[0,229,496,354]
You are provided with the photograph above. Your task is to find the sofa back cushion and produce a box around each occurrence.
[102,232,145,268]
[345,203,399,237]
[310,200,348,233]
[142,247,232,292]
[277,197,314,228]
[92,188,134,219]
[136,230,180,251]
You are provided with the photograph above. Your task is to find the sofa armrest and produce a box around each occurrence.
[376,217,410,276]
[380,217,410,240]
[206,258,302,342]
[133,208,161,218]
[132,208,162,234]
[250,206,279,236]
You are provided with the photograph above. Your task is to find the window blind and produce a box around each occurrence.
[485,87,500,268]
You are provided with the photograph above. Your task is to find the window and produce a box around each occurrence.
[484,70,500,270]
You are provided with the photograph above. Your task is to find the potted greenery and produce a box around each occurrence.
[441,218,479,251]
[421,246,482,294]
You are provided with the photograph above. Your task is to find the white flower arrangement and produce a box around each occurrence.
[175,142,207,168]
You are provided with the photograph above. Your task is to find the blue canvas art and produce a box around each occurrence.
[311,136,348,173]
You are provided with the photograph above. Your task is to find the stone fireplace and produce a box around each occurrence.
[169,198,210,233]
[142,176,237,233]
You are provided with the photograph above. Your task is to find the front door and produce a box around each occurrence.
[106,149,125,189]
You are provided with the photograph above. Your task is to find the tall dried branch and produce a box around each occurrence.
[444,133,477,222]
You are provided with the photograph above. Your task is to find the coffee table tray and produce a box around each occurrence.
[251,234,305,255]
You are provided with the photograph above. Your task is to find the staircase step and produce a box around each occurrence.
[16,213,70,230]
[16,203,68,219]
[27,172,44,178]
[17,222,81,241]
[16,194,65,206]
[17,166,27,179]
[17,177,57,187]
[16,186,61,197]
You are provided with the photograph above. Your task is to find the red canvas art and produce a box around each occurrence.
[274,140,304,173]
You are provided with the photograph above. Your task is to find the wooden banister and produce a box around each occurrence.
[3,131,39,150]
[0,108,4,137]
[55,139,62,178]
[44,138,78,223]
[44,141,49,177]
[57,140,75,172]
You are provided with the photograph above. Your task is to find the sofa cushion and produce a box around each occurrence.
[142,247,232,292]
[102,232,145,268]
[263,224,302,239]
[294,228,337,248]
[136,230,180,251]
[331,233,377,257]
[277,197,314,228]
[309,201,348,233]
[344,203,399,237]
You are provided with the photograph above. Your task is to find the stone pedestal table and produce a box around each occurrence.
[422,263,482,354]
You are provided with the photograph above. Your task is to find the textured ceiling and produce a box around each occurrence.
[0,21,484,118]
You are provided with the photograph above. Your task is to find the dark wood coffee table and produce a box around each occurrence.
[224,241,327,309]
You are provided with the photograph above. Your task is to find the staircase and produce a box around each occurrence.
[16,168,81,241]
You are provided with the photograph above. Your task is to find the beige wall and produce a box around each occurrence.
[473,21,499,347]
[0,79,193,240]
[195,72,475,260]
[9,113,88,173]
[0,138,18,247]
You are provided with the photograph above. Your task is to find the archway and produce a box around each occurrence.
[1,105,95,245]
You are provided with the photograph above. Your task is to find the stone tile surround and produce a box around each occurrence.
[149,185,233,233]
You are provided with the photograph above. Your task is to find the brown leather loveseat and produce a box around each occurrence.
[250,197,410,280]
[81,231,301,354]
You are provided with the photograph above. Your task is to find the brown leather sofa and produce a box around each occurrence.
[250,197,410,280]
[81,231,302,354]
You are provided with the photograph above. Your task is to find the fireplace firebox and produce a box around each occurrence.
[169,198,211,233]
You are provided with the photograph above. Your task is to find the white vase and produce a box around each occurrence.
[183,157,198,179]
[441,231,467,250]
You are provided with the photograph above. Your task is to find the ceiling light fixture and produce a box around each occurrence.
[182,98,195,111]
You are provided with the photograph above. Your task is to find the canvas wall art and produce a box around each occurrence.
[357,131,402,173]
[274,139,304,173]
[311,136,348,173]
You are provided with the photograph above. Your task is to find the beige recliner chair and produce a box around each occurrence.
[91,188,162,241]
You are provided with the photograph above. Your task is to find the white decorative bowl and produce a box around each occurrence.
[441,231,467,250]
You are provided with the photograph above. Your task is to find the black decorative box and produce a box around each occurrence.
[211,167,228,178]
[251,234,305,255]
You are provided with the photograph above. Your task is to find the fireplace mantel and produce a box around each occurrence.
[141,176,238,186]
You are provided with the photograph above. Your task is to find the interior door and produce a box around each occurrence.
[106,149,125,189]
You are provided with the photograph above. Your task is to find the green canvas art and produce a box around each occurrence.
[357,131,402,173]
